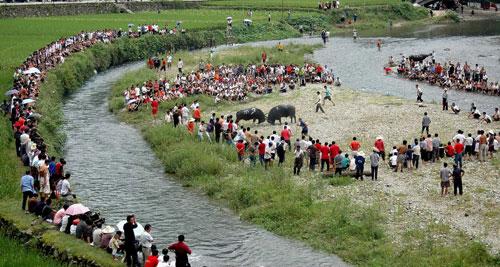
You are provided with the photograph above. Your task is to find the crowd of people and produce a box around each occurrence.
[4,27,200,267]
[157,94,499,193]
[389,55,500,96]
[125,59,339,112]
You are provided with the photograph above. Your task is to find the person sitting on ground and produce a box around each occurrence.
[445,141,455,157]
[480,112,492,124]
[109,231,123,260]
[389,152,398,170]
[53,203,69,227]
[493,107,500,121]
[451,102,460,114]
[469,107,481,119]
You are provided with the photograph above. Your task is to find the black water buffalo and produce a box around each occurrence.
[267,105,296,125]
[236,108,266,124]
[409,53,431,62]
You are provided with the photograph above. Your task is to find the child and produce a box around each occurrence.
[389,152,398,170]
[70,219,79,235]
[109,231,123,260]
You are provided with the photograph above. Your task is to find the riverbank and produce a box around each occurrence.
[0,23,299,266]
[109,45,499,265]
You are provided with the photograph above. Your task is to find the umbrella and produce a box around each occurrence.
[116,220,144,238]
[4,89,18,96]
[27,112,42,120]
[23,67,41,75]
[22,99,35,105]
[65,203,90,216]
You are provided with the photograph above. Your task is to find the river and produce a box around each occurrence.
[62,19,499,267]
[62,62,347,267]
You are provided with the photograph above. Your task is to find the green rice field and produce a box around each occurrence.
[205,0,400,9]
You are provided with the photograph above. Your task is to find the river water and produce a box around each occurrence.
[62,62,347,267]
[62,19,499,267]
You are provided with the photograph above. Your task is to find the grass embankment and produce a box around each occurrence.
[0,234,62,267]
[109,45,498,266]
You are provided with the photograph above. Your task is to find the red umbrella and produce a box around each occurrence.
[65,203,90,216]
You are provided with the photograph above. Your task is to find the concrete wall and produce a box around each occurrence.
[0,1,202,18]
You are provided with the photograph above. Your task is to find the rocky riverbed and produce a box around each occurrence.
[215,84,500,254]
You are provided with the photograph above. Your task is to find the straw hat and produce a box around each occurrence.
[376,135,383,140]
[189,118,195,122]
[358,151,366,157]
[372,147,379,152]
[101,225,115,234]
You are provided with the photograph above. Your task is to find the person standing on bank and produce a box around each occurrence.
[315,91,325,113]
[20,170,35,212]
[421,112,431,135]
[140,224,154,264]
[416,84,423,102]
[370,149,380,180]
[124,215,139,267]
[442,88,449,111]
[168,235,192,267]
[452,164,465,196]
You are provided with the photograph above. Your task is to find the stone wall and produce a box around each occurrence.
[0,1,202,18]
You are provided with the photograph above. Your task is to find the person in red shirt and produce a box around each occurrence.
[329,141,340,162]
[280,126,291,151]
[350,137,361,152]
[374,136,385,161]
[236,140,245,161]
[261,51,267,63]
[193,107,201,122]
[151,98,159,121]
[144,249,159,267]
[168,235,192,267]
[453,138,464,168]
[258,140,266,166]
[54,158,66,180]
[320,142,330,172]
[445,142,455,157]
[186,119,195,135]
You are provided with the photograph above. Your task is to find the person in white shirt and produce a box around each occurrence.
[177,58,184,74]
[58,173,72,197]
[389,153,398,169]
[140,224,154,263]
[453,130,465,144]
[464,133,474,160]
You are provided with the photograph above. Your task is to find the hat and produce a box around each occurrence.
[358,151,366,157]
[376,135,383,140]
[189,118,195,122]
[372,147,379,152]
[101,225,115,234]
[489,130,494,135]
[31,143,37,150]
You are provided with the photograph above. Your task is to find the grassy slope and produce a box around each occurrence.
[0,234,63,267]
[108,45,498,266]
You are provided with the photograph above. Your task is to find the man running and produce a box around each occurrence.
[323,85,335,106]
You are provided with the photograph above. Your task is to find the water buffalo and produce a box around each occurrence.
[236,108,266,124]
[267,105,296,125]
[409,53,431,62]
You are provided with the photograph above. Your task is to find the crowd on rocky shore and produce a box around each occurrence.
[389,55,500,95]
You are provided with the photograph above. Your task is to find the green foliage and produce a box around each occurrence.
[329,176,356,186]
[286,14,332,32]
[205,0,401,9]
[0,233,63,267]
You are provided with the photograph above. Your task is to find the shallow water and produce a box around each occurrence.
[62,62,347,267]
[315,35,500,112]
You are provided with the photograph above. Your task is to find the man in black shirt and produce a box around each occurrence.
[124,214,139,267]
[452,164,465,196]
